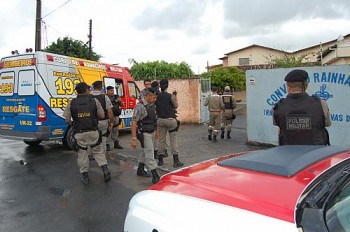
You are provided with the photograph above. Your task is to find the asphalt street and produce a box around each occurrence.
[0,104,264,232]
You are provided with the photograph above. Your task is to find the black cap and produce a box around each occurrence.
[284,69,308,82]
[106,86,114,90]
[75,82,88,90]
[151,81,159,88]
[159,79,168,85]
[92,81,103,88]
[145,87,158,95]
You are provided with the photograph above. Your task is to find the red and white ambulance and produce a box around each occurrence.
[0,51,140,149]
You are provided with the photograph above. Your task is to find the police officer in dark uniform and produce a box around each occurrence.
[91,81,114,153]
[273,69,331,145]
[63,82,111,185]
[155,79,184,168]
[131,87,160,184]
[220,86,237,139]
[106,86,124,150]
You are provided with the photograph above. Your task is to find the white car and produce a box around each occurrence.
[124,145,350,232]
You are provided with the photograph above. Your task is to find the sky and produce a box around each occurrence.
[1,0,350,74]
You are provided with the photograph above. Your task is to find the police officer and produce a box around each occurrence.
[131,87,160,184]
[140,79,152,101]
[91,81,114,153]
[155,79,184,168]
[220,86,237,139]
[273,69,331,145]
[204,86,225,143]
[106,86,124,150]
[63,82,111,184]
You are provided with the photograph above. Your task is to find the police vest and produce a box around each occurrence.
[222,94,234,109]
[155,92,176,119]
[70,95,98,132]
[273,93,328,145]
[108,95,121,116]
[93,94,109,120]
[138,103,157,133]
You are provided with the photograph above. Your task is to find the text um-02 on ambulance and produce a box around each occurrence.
[263,70,350,124]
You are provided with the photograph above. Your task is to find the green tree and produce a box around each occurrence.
[265,54,311,68]
[202,67,246,91]
[129,60,194,80]
[44,37,101,61]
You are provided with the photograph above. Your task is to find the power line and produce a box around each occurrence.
[42,0,72,18]
[42,20,63,35]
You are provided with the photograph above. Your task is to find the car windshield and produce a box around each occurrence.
[325,179,350,232]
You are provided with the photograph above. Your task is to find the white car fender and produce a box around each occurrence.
[124,190,297,232]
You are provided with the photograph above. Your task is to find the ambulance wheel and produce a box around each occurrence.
[23,140,42,146]
[63,127,75,150]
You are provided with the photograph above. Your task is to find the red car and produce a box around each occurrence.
[124,145,350,232]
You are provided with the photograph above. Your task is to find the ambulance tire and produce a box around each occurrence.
[23,140,42,146]
[63,127,75,150]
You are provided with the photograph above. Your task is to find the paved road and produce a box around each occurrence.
[115,103,262,172]
[0,104,264,232]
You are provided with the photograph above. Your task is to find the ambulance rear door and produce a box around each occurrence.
[0,55,39,139]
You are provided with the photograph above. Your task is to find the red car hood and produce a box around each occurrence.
[150,149,350,223]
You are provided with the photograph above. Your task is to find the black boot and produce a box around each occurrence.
[151,169,160,184]
[137,163,151,177]
[81,172,89,185]
[221,130,225,139]
[158,155,164,166]
[163,149,169,157]
[208,134,212,141]
[154,150,158,159]
[227,131,231,139]
[173,155,184,168]
[114,141,123,149]
[213,135,218,143]
[101,165,111,183]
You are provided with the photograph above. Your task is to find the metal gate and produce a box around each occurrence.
[200,76,211,123]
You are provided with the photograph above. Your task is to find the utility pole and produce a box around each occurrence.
[35,0,42,51]
[88,19,92,60]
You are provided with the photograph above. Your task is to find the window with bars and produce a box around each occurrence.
[239,58,250,66]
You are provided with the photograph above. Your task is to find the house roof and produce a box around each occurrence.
[294,33,350,53]
[225,44,289,56]
[222,33,350,58]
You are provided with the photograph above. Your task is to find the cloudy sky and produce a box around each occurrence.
[1,0,349,73]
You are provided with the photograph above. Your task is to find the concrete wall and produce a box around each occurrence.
[135,79,202,123]
[246,66,350,147]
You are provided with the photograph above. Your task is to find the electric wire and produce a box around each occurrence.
[42,0,73,19]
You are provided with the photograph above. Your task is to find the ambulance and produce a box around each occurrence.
[0,51,140,149]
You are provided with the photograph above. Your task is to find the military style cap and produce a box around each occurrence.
[224,86,230,91]
[151,81,159,88]
[159,79,168,85]
[92,80,103,88]
[75,82,88,90]
[284,69,308,82]
[145,87,158,95]
[106,86,114,90]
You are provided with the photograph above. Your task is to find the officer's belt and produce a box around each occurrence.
[140,129,155,133]
[76,129,96,133]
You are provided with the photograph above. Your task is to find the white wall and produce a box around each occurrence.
[246,66,350,147]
